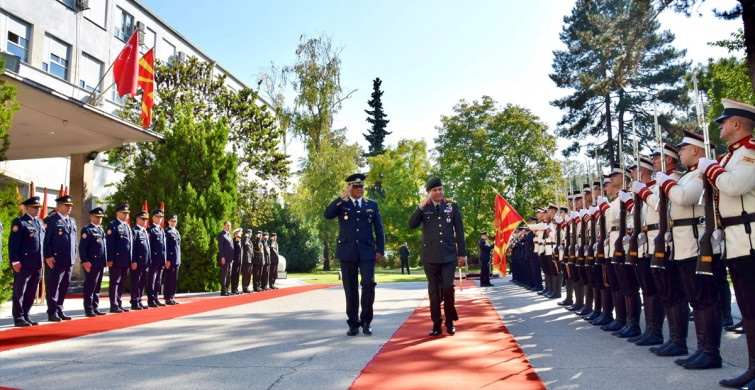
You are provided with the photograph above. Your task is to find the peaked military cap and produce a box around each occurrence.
[480,231,488,235]
[582,183,592,193]
[151,209,165,217]
[639,156,654,171]
[263,232,269,235]
[256,231,262,234]
[167,214,178,221]
[245,229,253,234]
[649,144,679,161]
[346,173,366,186]
[271,233,277,237]
[115,204,130,213]
[89,207,105,216]
[55,194,74,205]
[559,207,569,213]
[677,129,715,150]
[548,203,558,210]
[425,177,442,192]
[134,211,148,219]
[715,98,755,123]
[608,164,626,177]
[528,216,538,223]
[21,196,42,207]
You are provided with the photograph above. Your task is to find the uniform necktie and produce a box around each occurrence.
[436,204,440,213]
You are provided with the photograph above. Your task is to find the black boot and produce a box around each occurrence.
[676,305,705,366]
[684,305,723,369]
[650,306,673,353]
[719,320,755,387]
[593,289,614,326]
[604,291,626,332]
[579,285,593,316]
[629,294,652,343]
[619,293,642,338]
[571,280,584,311]
[655,303,688,357]
[636,294,664,346]
[559,279,574,306]
[550,274,562,299]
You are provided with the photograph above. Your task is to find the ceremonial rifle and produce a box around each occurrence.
[627,119,642,266]
[651,107,669,269]
[586,162,596,268]
[577,173,586,267]
[612,131,627,265]
[694,77,716,275]
[569,178,578,267]
[554,183,561,274]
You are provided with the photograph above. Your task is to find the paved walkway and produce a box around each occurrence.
[0,277,748,389]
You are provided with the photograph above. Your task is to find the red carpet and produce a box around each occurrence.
[350,280,545,390]
[0,284,334,352]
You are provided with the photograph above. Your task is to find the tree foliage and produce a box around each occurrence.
[0,57,19,162]
[363,77,391,157]
[255,202,321,272]
[433,96,558,258]
[0,186,21,305]
[366,139,430,265]
[108,103,238,292]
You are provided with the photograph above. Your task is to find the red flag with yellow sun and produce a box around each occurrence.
[493,192,522,275]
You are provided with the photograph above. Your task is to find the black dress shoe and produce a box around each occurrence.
[576,307,591,316]
[719,370,755,388]
[649,340,672,353]
[156,301,166,306]
[683,352,722,369]
[654,343,688,357]
[85,312,97,318]
[362,323,372,335]
[171,300,180,305]
[131,305,143,311]
[57,312,72,320]
[165,300,177,305]
[253,289,262,292]
[446,321,456,335]
[429,327,442,336]
[601,320,625,332]
[675,350,701,366]
[94,309,107,316]
[48,314,62,322]
[220,292,229,296]
[346,327,360,336]
[24,316,39,325]
[557,300,573,306]
[584,311,601,322]
[148,302,158,308]
[14,320,31,327]
[242,289,251,293]
[635,333,663,346]
[119,306,130,312]
[593,316,613,326]
[725,320,743,332]
[109,307,124,313]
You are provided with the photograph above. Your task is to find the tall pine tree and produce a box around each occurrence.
[363,78,390,157]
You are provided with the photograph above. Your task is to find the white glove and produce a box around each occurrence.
[565,214,571,222]
[697,157,717,174]
[617,191,632,203]
[631,181,646,194]
[593,243,600,252]
[664,231,673,243]
[622,236,631,252]
[637,232,647,246]
[597,196,608,205]
[571,211,580,219]
[656,172,672,187]
[554,216,563,224]
[604,238,610,247]
[579,209,588,218]
[589,206,599,214]
[558,244,565,252]
[711,229,724,247]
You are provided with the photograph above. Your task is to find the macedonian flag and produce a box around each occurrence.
[493,192,523,275]
[137,48,155,129]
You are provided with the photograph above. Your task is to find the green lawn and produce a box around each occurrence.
[288,269,428,284]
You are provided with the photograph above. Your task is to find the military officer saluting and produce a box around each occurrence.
[146,209,167,307]
[325,173,385,336]
[408,177,466,336]
[106,204,132,313]
[9,195,45,327]
[698,99,755,389]
[164,214,181,305]
[79,207,108,317]
[42,193,77,322]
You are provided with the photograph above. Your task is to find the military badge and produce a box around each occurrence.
[58,230,63,235]
[12,225,18,232]
[82,232,87,239]
[445,205,453,213]
[107,229,112,235]
[344,214,349,221]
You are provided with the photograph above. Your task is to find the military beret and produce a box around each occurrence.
[151,209,165,217]
[89,207,105,216]
[134,211,148,219]
[21,196,42,207]
[716,98,755,123]
[167,214,178,221]
[115,204,130,213]
[426,177,442,191]
[346,173,366,186]
[55,194,74,205]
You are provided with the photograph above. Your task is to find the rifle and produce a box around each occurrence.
[612,131,627,265]
[627,119,642,266]
[651,107,669,270]
[586,163,596,268]
[577,173,586,267]
[569,178,578,267]
[554,183,561,274]
[694,76,716,275]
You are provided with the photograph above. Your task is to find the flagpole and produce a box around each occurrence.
[86,61,117,105]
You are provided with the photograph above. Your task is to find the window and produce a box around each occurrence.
[161,38,176,64]
[58,0,75,9]
[42,35,70,80]
[114,7,133,41]
[79,53,103,92]
[6,14,30,63]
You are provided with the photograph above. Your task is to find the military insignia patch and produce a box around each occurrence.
[743,156,755,164]
[12,225,18,232]
[107,229,112,235]
[58,230,63,235]
[82,232,87,239]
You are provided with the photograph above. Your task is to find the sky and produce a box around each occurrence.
[138,0,743,164]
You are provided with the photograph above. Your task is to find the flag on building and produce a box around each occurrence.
[493,192,522,275]
[138,48,155,129]
[113,32,140,98]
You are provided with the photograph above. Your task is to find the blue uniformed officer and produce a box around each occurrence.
[146,209,167,307]
[79,207,108,317]
[164,214,182,305]
[324,173,385,336]
[43,194,77,322]
[252,231,264,292]
[106,203,132,313]
[408,177,466,336]
[479,231,494,287]
[130,211,151,310]
[9,195,45,327]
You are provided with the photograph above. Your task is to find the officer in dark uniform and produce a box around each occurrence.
[42,194,77,322]
[268,233,280,289]
[408,177,465,336]
[523,217,538,291]
[79,207,108,317]
[325,173,385,336]
[252,231,264,292]
[106,203,132,313]
[231,228,243,294]
[130,211,151,310]
[147,209,167,306]
[9,195,45,327]
[399,242,410,274]
[164,214,181,305]
[261,232,271,290]
[241,229,253,293]
[217,221,234,296]
[479,231,493,287]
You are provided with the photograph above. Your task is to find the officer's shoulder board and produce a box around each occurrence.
[444,198,455,204]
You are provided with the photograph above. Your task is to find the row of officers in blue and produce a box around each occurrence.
[507,98,755,390]
[6,198,182,327]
